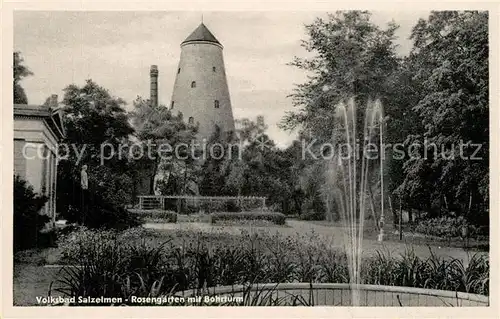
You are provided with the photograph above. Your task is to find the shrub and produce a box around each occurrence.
[56,164,139,231]
[59,192,141,231]
[413,216,483,239]
[300,210,325,221]
[37,229,58,249]
[14,175,51,251]
[128,209,177,223]
[198,200,226,214]
[83,196,141,230]
[211,212,286,225]
[239,199,267,212]
[225,200,242,212]
[300,196,325,217]
[181,203,199,215]
[163,198,178,212]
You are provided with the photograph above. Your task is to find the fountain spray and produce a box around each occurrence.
[324,98,385,305]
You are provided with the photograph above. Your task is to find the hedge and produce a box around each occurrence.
[161,198,264,214]
[128,209,177,223]
[413,216,484,239]
[299,210,326,221]
[210,211,286,225]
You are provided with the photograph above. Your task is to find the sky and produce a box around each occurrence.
[14,11,430,148]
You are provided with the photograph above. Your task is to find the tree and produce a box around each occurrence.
[236,115,268,144]
[199,116,268,197]
[396,11,489,225]
[13,51,33,104]
[281,11,400,140]
[280,11,403,220]
[129,96,199,195]
[56,80,139,228]
[14,175,49,250]
[196,116,300,214]
[199,125,237,196]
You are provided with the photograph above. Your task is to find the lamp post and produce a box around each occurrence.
[366,120,386,243]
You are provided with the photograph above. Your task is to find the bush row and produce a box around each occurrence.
[128,209,178,223]
[413,216,486,239]
[299,210,326,221]
[127,209,286,225]
[52,227,489,305]
[160,199,265,214]
[210,211,286,225]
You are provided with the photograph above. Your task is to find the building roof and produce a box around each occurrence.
[14,104,52,117]
[14,104,66,140]
[182,23,221,45]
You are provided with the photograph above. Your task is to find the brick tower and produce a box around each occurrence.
[170,23,235,140]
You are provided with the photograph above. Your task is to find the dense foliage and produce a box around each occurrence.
[13,51,33,104]
[197,117,302,216]
[396,11,489,225]
[281,10,489,226]
[129,97,199,196]
[13,175,50,250]
[55,80,138,229]
[413,216,485,239]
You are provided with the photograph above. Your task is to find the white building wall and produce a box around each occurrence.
[24,143,44,194]
[14,116,59,222]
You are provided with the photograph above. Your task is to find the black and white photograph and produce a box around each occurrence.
[5,4,494,313]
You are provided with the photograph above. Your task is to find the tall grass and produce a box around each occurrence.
[51,227,489,305]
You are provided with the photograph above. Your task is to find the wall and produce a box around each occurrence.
[14,116,59,223]
[177,283,489,306]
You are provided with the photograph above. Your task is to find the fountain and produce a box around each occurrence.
[174,99,489,307]
[324,98,386,306]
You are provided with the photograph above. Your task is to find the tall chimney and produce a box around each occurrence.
[150,65,159,107]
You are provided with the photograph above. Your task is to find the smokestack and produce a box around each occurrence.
[150,65,159,107]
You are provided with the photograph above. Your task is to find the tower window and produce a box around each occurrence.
[214,100,220,108]
[191,81,196,88]
[171,101,175,109]
[188,117,194,124]
[212,66,216,72]
[178,68,181,74]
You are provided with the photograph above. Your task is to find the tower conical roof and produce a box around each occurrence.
[182,23,221,45]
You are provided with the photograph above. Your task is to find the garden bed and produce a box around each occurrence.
[128,209,177,223]
[56,227,489,296]
[211,211,286,225]
[14,226,489,306]
[212,220,290,227]
[177,214,212,223]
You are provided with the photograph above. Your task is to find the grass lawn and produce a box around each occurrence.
[13,264,62,306]
[305,219,489,251]
[144,218,487,262]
